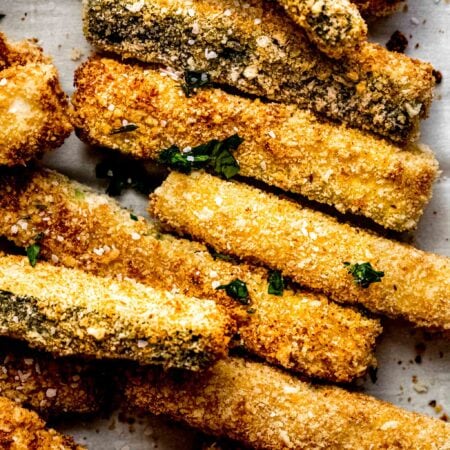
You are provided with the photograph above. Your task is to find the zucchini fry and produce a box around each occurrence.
[0,396,84,449]
[353,0,405,17]
[0,254,232,370]
[150,172,450,332]
[0,169,381,383]
[0,33,72,166]
[72,56,438,231]
[0,339,103,417]
[82,0,434,143]
[277,0,367,58]
[126,357,450,450]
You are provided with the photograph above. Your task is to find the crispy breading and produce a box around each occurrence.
[0,339,103,417]
[353,0,405,17]
[0,33,72,166]
[72,56,438,232]
[126,357,450,450]
[82,0,434,143]
[0,254,232,370]
[0,168,381,383]
[0,396,84,449]
[150,172,450,332]
[277,0,367,58]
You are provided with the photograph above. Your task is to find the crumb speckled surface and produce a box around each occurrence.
[0,0,449,448]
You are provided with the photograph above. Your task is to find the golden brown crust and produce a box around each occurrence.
[278,0,367,58]
[0,33,72,166]
[82,0,434,143]
[0,168,381,383]
[353,0,405,17]
[0,254,233,370]
[72,56,438,231]
[126,357,450,450]
[0,396,84,449]
[0,339,103,417]
[150,172,450,332]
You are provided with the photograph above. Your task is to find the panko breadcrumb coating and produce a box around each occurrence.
[353,0,405,17]
[0,396,84,449]
[0,254,232,370]
[0,33,72,166]
[150,172,450,332]
[126,357,450,450]
[82,0,435,143]
[0,339,103,417]
[0,168,381,383]
[72,56,438,231]
[278,0,367,58]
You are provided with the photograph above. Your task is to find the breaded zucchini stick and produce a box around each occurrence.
[150,172,450,332]
[353,0,405,17]
[0,396,84,449]
[126,357,450,450]
[82,0,435,143]
[277,0,367,58]
[0,169,381,383]
[0,33,72,166]
[72,57,438,232]
[0,254,232,370]
[0,339,103,417]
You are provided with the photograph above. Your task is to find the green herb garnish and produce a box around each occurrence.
[268,270,284,296]
[344,262,384,288]
[110,123,139,135]
[74,189,85,199]
[26,244,40,268]
[216,279,249,305]
[158,134,243,179]
[0,14,5,21]
[95,157,156,197]
[26,232,44,267]
[181,71,211,97]
[130,213,139,221]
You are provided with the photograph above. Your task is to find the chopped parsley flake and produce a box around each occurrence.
[26,244,40,268]
[0,14,5,21]
[216,279,250,305]
[74,189,85,199]
[158,134,243,179]
[181,71,211,97]
[268,270,284,296]
[130,213,139,221]
[344,262,385,288]
[110,123,139,135]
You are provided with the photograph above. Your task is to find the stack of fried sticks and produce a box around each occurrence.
[0,0,449,448]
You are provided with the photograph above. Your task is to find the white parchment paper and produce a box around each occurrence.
[1,1,449,448]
